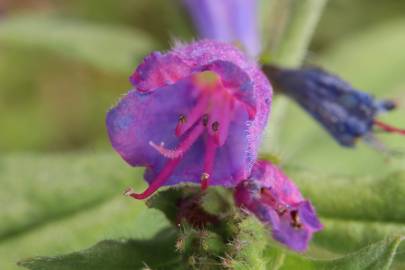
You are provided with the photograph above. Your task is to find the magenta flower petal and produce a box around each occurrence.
[234,160,323,252]
[107,76,196,168]
[272,201,323,252]
[130,52,192,92]
[107,40,272,199]
[183,0,261,58]
[199,60,257,118]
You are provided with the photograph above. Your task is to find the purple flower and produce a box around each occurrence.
[234,160,323,252]
[183,0,261,58]
[107,40,272,199]
[264,65,405,149]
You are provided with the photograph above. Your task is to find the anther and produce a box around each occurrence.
[290,210,302,229]
[202,114,209,126]
[179,114,187,124]
[212,121,219,132]
[277,207,287,216]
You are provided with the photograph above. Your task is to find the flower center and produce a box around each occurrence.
[260,186,303,229]
[260,188,289,216]
[126,71,254,200]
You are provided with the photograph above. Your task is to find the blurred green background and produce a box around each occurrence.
[1,0,404,158]
[0,0,405,269]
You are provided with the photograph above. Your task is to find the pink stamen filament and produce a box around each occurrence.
[124,158,181,200]
[201,136,218,191]
[176,95,209,136]
[374,119,405,135]
[216,99,232,146]
[131,71,256,199]
[126,121,206,200]
[234,97,257,120]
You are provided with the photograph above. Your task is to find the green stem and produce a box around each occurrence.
[271,0,328,67]
[260,0,328,155]
[260,0,291,58]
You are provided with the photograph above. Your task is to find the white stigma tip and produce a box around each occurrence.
[149,140,184,159]
[123,187,135,196]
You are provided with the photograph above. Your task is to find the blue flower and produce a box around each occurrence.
[264,65,404,148]
[183,0,261,58]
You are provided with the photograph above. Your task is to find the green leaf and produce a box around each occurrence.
[6,155,404,269]
[1,198,168,270]
[18,228,183,270]
[226,215,404,270]
[0,14,156,73]
[287,169,405,224]
[314,218,405,261]
[279,237,404,270]
[0,152,140,239]
[0,152,170,270]
[283,167,405,261]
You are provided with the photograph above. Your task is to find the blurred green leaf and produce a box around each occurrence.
[0,14,156,73]
[315,217,405,260]
[0,197,168,270]
[0,152,141,239]
[288,169,405,224]
[61,0,193,45]
[3,153,404,269]
[278,237,404,270]
[18,228,183,270]
[284,167,405,261]
[313,0,405,50]
[0,50,130,152]
[0,152,170,270]
[0,14,157,152]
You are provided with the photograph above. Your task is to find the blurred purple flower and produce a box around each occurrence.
[183,0,261,58]
[234,160,322,252]
[264,65,405,149]
[107,40,272,199]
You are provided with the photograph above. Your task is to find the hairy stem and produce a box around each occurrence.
[270,0,328,67]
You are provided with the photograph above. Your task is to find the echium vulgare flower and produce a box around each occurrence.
[107,40,272,199]
[264,65,404,149]
[183,0,261,58]
[234,160,323,252]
